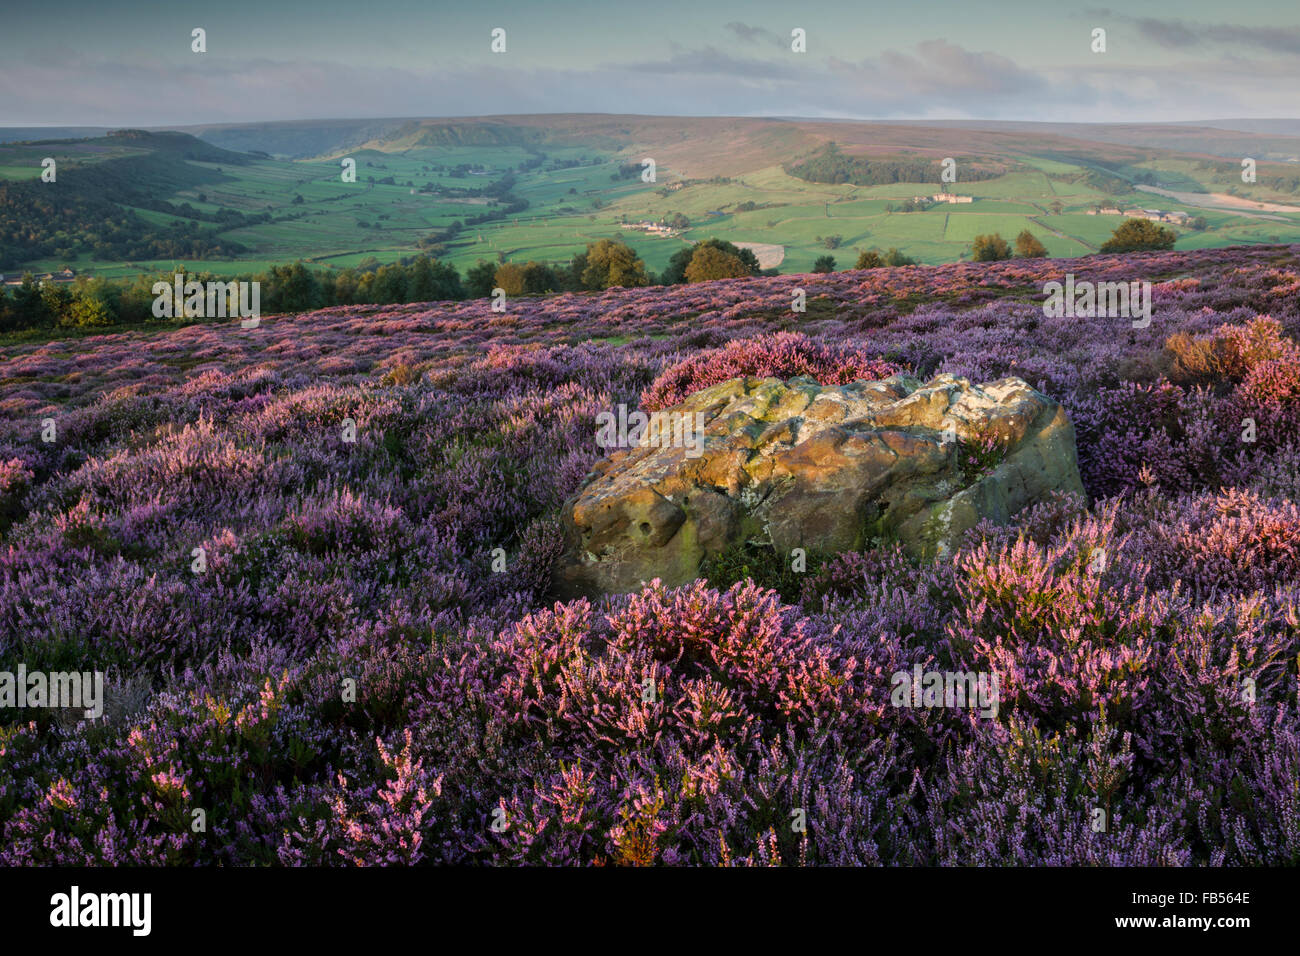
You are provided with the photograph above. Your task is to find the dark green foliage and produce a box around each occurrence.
[465,260,499,298]
[786,142,1003,186]
[885,198,931,213]
[1101,218,1179,252]
[0,254,472,333]
[699,541,826,603]
[971,233,1013,262]
[857,247,918,269]
[1014,230,1048,258]
[661,238,761,285]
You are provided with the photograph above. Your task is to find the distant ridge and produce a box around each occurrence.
[6,115,1300,162]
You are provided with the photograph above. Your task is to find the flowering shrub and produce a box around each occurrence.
[0,457,34,533]
[1236,352,1300,442]
[641,331,903,410]
[1166,316,1295,386]
[1,243,1299,865]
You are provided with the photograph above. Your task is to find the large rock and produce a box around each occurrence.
[556,373,1086,598]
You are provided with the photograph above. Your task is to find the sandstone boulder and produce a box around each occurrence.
[556,373,1086,598]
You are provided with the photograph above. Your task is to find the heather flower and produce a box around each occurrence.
[0,243,1298,866]
[641,332,903,410]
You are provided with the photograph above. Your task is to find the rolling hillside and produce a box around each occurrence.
[3,115,1300,279]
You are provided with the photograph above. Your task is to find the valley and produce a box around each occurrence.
[5,115,1300,282]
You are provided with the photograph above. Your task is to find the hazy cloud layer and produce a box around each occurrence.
[723,22,786,49]
[1,36,1296,125]
[1086,9,1300,55]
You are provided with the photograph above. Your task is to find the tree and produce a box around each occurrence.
[466,260,499,298]
[493,262,527,295]
[813,255,836,273]
[266,262,321,312]
[68,282,116,327]
[1100,218,1177,252]
[326,268,359,305]
[371,263,408,304]
[684,245,751,282]
[10,275,49,328]
[882,248,917,266]
[521,261,560,294]
[408,256,439,300]
[1013,230,1048,258]
[566,250,589,291]
[661,246,695,285]
[663,239,759,284]
[580,239,648,290]
[0,287,14,333]
[855,250,884,269]
[40,283,73,325]
[971,233,1012,262]
[408,256,464,301]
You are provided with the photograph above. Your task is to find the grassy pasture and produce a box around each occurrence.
[6,130,1300,279]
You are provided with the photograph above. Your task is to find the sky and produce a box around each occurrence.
[1,0,1298,126]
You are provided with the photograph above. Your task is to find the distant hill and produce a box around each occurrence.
[99,129,254,165]
[170,119,413,160]
[0,127,112,144]
[0,131,257,270]
[3,115,1300,278]
[159,114,1300,174]
[1201,119,1300,137]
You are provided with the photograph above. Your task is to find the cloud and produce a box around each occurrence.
[1133,17,1199,49]
[0,37,1294,126]
[617,45,802,80]
[723,22,784,49]
[827,40,1050,106]
[1085,9,1300,55]
[1204,24,1300,55]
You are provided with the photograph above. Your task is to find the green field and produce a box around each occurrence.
[5,122,1300,279]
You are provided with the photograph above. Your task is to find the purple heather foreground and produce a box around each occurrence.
[1,245,1299,865]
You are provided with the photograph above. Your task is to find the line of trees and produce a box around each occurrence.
[0,237,768,333]
[0,217,1189,334]
[968,230,1048,261]
[0,257,465,333]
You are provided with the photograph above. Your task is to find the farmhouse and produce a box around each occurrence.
[930,194,973,204]
[621,220,679,237]
[1114,207,1190,224]
[1,268,75,287]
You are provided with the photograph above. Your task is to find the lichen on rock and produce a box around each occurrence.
[557,373,1086,598]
